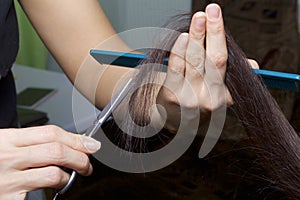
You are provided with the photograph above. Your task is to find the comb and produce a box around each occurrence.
[90,49,300,92]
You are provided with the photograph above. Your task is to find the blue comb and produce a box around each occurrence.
[90,49,300,92]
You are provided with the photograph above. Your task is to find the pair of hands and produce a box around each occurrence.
[0,3,258,199]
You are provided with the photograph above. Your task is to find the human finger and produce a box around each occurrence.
[185,11,206,81]
[165,33,189,90]
[204,4,232,108]
[248,59,260,69]
[205,3,227,79]
[17,166,71,191]
[14,143,93,176]
[10,125,101,154]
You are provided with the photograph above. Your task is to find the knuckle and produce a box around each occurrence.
[159,87,180,105]
[179,96,199,110]
[46,125,60,133]
[44,167,64,187]
[211,52,227,68]
[201,100,225,111]
[209,23,224,35]
[187,104,199,111]
[78,155,90,174]
[186,53,200,67]
[201,103,214,111]
[41,125,60,142]
[183,104,198,111]
[168,57,184,73]
[166,95,180,106]
[199,98,216,111]
[74,135,83,150]
[48,142,66,163]
[170,47,184,59]
[181,100,198,110]
[190,19,206,39]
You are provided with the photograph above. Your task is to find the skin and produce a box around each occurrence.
[157,4,232,132]
[0,125,101,199]
[1,1,258,199]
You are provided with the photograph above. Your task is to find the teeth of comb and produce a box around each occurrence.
[261,78,298,92]
[253,69,300,92]
[90,50,300,92]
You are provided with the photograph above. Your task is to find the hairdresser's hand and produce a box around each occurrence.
[0,125,100,199]
[157,4,232,133]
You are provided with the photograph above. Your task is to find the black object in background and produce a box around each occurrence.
[17,106,49,127]
[17,87,56,109]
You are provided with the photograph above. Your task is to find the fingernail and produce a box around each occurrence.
[206,4,220,21]
[194,13,206,29]
[81,136,101,152]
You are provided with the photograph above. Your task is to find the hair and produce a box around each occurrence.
[110,13,300,199]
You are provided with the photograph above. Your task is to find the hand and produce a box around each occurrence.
[0,125,101,199]
[157,4,232,133]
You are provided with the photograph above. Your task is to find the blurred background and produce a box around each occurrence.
[14,0,192,72]
[14,0,300,120]
[13,1,300,199]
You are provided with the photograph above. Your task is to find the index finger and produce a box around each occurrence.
[10,125,101,154]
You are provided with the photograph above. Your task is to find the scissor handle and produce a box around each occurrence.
[52,78,133,199]
[53,170,77,199]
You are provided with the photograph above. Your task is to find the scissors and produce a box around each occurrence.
[53,78,133,200]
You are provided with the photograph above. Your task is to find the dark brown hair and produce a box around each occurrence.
[117,13,300,199]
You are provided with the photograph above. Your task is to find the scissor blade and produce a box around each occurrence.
[85,78,132,137]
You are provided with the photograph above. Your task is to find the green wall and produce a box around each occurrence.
[14,0,47,69]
